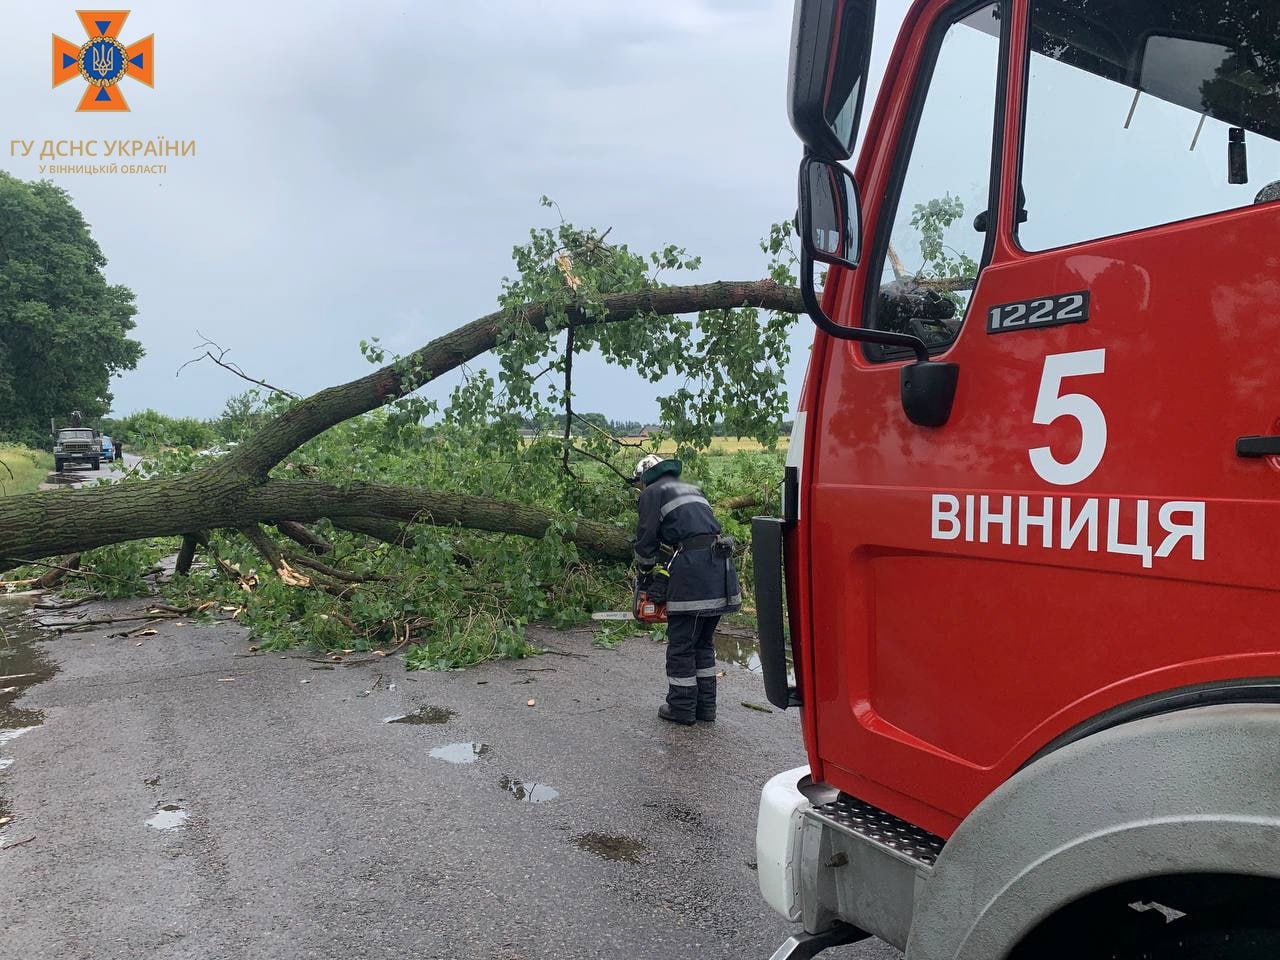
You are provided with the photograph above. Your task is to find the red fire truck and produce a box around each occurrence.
[751,0,1280,957]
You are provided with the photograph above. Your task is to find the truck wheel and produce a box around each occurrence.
[54,459,64,472]
[92,458,100,470]
[1013,875,1280,960]
[1116,925,1280,958]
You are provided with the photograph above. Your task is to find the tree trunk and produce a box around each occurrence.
[0,280,798,570]
[275,521,332,555]
[175,534,202,575]
[330,517,415,549]
[0,476,633,565]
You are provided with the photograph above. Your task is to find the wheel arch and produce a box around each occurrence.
[906,704,1280,960]
[1022,678,1280,768]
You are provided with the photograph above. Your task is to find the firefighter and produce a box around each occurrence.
[632,454,742,726]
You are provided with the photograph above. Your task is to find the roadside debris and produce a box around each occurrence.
[356,675,384,698]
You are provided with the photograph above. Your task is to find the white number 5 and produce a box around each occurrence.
[1029,349,1107,486]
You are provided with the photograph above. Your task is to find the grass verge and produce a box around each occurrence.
[0,445,53,497]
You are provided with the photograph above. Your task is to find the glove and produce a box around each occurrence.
[647,568,669,605]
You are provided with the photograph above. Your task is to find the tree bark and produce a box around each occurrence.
[275,521,333,555]
[330,517,415,549]
[238,525,283,572]
[0,280,797,569]
[0,478,632,564]
[218,279,800,483]
[242,480,633,560]
[33,555,80,589]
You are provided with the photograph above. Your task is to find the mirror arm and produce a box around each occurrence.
[800,251,931,363]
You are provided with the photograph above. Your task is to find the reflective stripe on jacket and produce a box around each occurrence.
[634,474,741,615]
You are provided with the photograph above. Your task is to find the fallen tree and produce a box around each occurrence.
[0,279,801,569]
[0,213,802,664]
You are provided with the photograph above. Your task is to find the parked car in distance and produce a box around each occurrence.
[100,436,115,462]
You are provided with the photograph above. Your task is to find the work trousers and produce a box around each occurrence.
[665,613,720,721]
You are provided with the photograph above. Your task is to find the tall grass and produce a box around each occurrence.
[0,445,52,497]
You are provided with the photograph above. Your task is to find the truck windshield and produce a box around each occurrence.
[1019,0,1280,251]
[58,430,94,440]
[1029,2,1279,139]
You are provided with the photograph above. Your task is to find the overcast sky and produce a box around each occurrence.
[1,0,911,424]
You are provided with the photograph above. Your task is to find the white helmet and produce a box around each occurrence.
[633,454,663,480]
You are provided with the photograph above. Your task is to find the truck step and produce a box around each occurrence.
[810,795,946,867]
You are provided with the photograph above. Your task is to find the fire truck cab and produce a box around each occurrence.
[753,0,1280,957]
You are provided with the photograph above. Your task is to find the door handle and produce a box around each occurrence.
[1236,435,1280,458]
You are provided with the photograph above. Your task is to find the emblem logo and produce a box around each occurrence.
[53,11,154,112]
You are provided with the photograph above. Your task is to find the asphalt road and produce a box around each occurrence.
[0,596,900,960]
[37,452,143,491]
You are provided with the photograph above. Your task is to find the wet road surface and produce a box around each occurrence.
[37,452,143,491]
[0,596,899,959]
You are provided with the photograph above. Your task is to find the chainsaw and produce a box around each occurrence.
[591,580,668,623]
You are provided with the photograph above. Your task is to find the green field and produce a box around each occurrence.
[0,445,52,497]
[620,436,786,455]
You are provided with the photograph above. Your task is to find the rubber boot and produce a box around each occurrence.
[696,676,717,722]
[661,683,696,725]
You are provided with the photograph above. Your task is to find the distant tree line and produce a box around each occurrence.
[0,173,143,447]
[517,413,791,438]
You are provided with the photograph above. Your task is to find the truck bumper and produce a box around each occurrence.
[759,770,946,953]
[757,765,813,921]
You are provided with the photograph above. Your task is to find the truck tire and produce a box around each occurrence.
[1012,875,1280,960]
[1132,926,1280,958]
[54,458,64,472]
[92,458,100,470]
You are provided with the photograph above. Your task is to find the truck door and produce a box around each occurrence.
[806,0,1280,836]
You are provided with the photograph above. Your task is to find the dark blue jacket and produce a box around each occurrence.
[634,474,741,615]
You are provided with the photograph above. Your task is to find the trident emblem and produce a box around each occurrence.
[53,12,155,112]
[91,43,116,78]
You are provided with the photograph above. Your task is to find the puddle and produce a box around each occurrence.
[713,631,763,674]
[500,776,559,803]
[1,597,57,833]
[0,727,38,748]
[146,803,190,830]
[1,597,57,731]
[383,705,455,726]
[573,831,646,863]
[429,742,490,764]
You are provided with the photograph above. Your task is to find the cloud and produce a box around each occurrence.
[0,0,909,424]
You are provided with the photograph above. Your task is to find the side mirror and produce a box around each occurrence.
[799,154,861,268]
[796,156,960,428]
[788,0,876,161]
